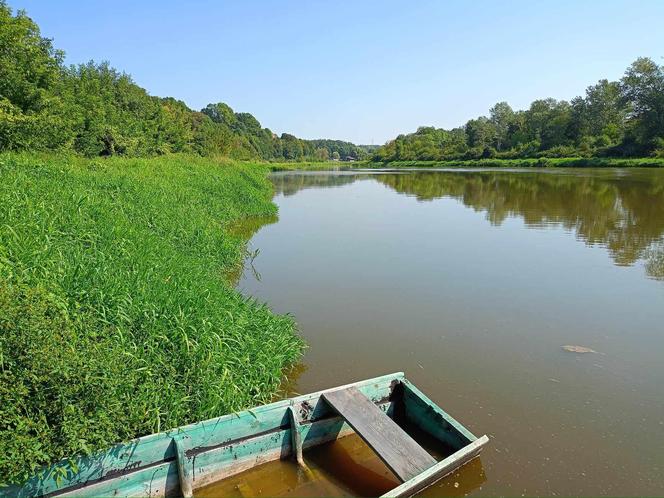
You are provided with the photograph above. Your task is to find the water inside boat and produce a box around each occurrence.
[196,421,486,497]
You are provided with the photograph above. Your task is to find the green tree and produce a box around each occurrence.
[314,147,329,161]
[621,57,664,151]
[281,133,304,160]
[569,79,625,151]
[59,62,166,156]
[0,2,62,112]
[0,2,73,150]
[201,102,237,128]
[234,112,262,134]
[159,97,195,153]
[524,99,572,150]
[373,57,664,161]
[489,102,515,151]
[465,117,496,157]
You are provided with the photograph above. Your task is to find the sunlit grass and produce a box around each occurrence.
[0,153,303,484]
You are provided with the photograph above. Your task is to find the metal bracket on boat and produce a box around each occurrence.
[288,403,309,470]
[173,434,194,498]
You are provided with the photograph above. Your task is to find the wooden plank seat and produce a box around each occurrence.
[322,386,437,482]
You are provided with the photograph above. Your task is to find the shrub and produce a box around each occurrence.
[0,276,140,483]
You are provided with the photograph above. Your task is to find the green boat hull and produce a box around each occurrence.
[3,372,488,498]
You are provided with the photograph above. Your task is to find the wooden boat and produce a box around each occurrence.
[4,372,489,498]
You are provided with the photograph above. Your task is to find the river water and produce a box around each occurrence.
[228,168,664,496]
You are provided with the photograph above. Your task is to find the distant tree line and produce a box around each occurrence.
[0,3,366,161]
[374,58,664,162]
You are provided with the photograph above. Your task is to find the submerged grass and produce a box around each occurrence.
[0,153,303,485]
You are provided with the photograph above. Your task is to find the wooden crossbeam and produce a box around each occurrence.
[322,386,436,482]
[173,436,193,498]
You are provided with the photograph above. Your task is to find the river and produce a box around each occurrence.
[215,168,664,496]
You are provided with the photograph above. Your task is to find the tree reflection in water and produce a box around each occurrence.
[270,169,664,280]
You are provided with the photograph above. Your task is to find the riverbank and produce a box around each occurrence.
[266,156,664,171]
[365,157,664,168]
[267,161,357,171]
[0,153,303,485]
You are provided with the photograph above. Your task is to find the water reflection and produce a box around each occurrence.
[644,242,664,279]
[271,170,664,280]
[225,214,278,286]
[271,171,363,196]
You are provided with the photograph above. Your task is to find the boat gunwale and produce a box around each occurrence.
[5,372,405,498]
[6,372,488,498]
[381,435,489,497]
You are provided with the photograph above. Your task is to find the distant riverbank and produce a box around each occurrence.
[266,156,664,171]
[267,157,664,171]
[365,157,664,168]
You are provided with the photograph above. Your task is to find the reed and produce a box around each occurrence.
[0,153,303,485]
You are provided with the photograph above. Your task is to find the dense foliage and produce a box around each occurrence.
[0,3,365,161]
[0,3,307,486]
[0,154,303,485]
[374,59,664,162]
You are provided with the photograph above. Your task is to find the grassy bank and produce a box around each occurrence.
[267,161,359,171]
[260,157,664,172]
[0,153,303,485]
[366,157,664,168]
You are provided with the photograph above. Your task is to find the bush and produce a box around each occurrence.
[652,137,664,158]
[0,277,140,483]
[538,145,578,158]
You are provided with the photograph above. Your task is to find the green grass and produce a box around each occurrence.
[255,157,664,172]
[366,157,664,168]
[0,153,303,485]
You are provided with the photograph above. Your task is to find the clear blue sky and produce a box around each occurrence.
[12,0,664,144]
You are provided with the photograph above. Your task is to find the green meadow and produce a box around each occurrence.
[0,153,303,484]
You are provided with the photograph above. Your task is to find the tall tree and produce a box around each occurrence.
[489,102,515,151]
[620,57,664,151]
[0,1,62,112]
[465,117,496,156]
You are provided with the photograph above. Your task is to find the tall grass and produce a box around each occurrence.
[0,153,303,485]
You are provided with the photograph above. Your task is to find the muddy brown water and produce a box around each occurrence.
[205,169,664,496]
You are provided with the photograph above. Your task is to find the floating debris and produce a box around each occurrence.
[561,345,598,354]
